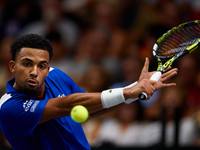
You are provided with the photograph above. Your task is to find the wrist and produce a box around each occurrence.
[101,81,139,108]
[123,88,138,104]
[123,81,138,99]
[123,81,139,104]
[101,88,125,108]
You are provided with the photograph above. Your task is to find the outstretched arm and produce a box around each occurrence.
[39,78,157,123]
[39,58,178,123]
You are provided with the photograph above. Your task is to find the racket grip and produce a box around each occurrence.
[150,71,162,82]
[138,71,162,100]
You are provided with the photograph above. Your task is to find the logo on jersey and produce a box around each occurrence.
[23,100,40,112]
[30,101,40,112]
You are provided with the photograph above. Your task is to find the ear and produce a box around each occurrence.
[9,60,16,73]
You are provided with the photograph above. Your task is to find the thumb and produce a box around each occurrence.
[150,80,157,85]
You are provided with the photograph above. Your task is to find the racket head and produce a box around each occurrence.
[139,21,200,101]
[153,20,200,60]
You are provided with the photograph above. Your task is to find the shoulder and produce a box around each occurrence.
[48,67,64,74]
[46,67,74,88]
[47,67,85,93]
[0,92,47,120]
[47,67,72,82]
[0,92,27,122]
[0,78,28,111]
[0,92,28,112]
[48,67,67,76]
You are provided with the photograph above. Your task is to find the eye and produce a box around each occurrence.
[39,64,46,69]
[24,63,31,67]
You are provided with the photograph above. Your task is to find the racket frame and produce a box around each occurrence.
[138,20,200,100]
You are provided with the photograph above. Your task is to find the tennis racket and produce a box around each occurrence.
[138,20,200,100]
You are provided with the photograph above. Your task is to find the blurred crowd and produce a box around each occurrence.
[1,0,200,149]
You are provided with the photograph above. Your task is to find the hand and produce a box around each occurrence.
[123,57,178,101]
[124,78,157,100]
[156,67,178,90]
[138,57,178,90]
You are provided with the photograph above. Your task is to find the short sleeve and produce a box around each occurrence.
[0,94,48,138]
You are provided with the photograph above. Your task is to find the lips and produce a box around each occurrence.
[26,79,39,87]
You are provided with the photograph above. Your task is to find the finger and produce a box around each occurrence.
[142,57,149,72]
[150,80,157,85]
[163,66,172,72]
[161,68,178,81]
[162,71,177,81]
[165,68,178,75]
[161,83,176,88]
[146,81,156,94]
[162,68,177,77]
[148,91,154,100]
[145,84,155,100]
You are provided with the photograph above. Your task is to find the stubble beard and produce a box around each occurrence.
[21,87,39,97]
[21,83,42,97]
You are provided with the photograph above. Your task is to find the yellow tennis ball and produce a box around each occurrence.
[70,105,89,123]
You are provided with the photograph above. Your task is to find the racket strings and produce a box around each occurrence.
[157,24,200,57]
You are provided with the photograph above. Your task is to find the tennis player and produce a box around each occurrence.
[0,34,177,150]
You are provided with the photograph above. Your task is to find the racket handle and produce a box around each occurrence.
[138,71,162,100]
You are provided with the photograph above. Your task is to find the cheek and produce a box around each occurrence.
[14,70,27,88]
[15,67,27,78]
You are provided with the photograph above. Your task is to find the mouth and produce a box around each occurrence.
[26,79,39,87]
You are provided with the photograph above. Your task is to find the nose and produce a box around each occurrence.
[30,65,38,77]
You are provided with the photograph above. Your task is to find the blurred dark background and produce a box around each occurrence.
[1,0,200,149]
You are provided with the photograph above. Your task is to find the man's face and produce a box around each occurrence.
[9,48,50,97]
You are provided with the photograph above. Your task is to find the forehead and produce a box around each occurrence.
[17,47,50,63]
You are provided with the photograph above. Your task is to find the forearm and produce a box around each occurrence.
[40,87,133,123]
[62,92,103,114]
[67,82,139,115]
[64,82,138,115]
[41,93,103,122]
[48,92,127,116]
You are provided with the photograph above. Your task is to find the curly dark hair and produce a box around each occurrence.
[10,34,53,61]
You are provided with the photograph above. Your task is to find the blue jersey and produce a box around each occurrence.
[0,68,91,150]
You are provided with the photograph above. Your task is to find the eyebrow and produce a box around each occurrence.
[21,58,49,64]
